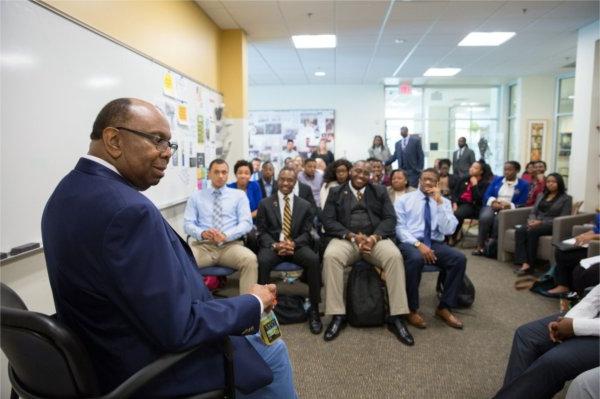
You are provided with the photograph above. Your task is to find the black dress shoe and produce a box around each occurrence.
[323,315,346,342]
[387,317,414,346]
[308,308,323,335]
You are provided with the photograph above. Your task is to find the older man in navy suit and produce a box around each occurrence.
[385,126,424,188]
[41,98,297,398]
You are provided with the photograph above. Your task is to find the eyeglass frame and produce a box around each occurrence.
[112,126,178,153]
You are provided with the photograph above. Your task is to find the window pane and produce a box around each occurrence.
[558,77,575,114]
[384,87,423,119]
[555,115,573,187]
[507,118,519,163]
[508,84,518,117]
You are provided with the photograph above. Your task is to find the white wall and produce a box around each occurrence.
[249,84,385,162]
[517,75,556,166]
[569,22,600,212]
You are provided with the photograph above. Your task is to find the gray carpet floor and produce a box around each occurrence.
[219,248,565,398]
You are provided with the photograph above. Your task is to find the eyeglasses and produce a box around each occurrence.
[113,126,178,153]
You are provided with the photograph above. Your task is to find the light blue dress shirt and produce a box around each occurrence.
[395,189,458,245]
[184,184,253,242]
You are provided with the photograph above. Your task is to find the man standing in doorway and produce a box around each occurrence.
[385,126,424,188]
[452,137,476,179]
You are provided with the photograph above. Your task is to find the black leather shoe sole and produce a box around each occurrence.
[387,322,415,346]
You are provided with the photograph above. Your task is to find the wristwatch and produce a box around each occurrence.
[414,240,422,248]
[345,233,355,243]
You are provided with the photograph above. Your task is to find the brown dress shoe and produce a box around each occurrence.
[435,308,463,329]
[407,311,427,329]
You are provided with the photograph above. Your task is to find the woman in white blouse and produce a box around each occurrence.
[387,169,415,204]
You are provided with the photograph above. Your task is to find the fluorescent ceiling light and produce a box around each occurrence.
[292,35,336,49]
[458,32,515,47]
[423,68,461,77]
[314,71,326,77]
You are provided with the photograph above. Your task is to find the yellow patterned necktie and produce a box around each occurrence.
[357,191,363,202]
[282,195,292,240]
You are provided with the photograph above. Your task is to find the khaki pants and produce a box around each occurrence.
[190,240,258,295]
[323,238,409,316]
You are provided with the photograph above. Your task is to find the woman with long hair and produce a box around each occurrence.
[368,135,391,162]
[319,158,353,208]
[387,169,415,204]
[514,173,572,275]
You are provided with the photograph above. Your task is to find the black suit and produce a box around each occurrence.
[258,178,277,199]
[256,193,321,306]
[298,181,320,222]
[385,136,424,187]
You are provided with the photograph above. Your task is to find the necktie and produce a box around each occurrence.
[212,190,223,231]
[423,196,432,247]
[402,137,408,150]
[282,195,292,240]
[357,191,363,202]
[459,148,463,158]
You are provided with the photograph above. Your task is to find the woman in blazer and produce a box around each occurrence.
[514,173,572,275]
[450,159,493,244]
[227,160,262,220]
[473,161,530,256]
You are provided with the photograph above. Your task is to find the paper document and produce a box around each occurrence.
[580,256,600,270]
[562,238,589,248]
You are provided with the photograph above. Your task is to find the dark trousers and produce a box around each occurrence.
[257,246,321,307]
[478,206,499,247]
[513,224,553,265]
[555,247,600,294]
[398,241,466,310]
[453,203,478,237]
[494,313,600,399]
[406,170,420,188]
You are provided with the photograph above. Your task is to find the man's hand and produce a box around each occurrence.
[491,201,504,212]
[201,229,218,242]
[354,233,369,248]
[548,317,575,342]
[424,186,443,204]
[212,231,227,245]
[527,220,542,230]
[359,235,377,254]
[418,244,437,264]
[452,202,458,212]
[575,231,597,246]
[276,240,295,256]
[250,284,277,313]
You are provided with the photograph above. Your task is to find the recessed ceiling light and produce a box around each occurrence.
[314,71,326,77]
[458,32,516,46]
[394,38,405,44]
[423,68,461,77]
[292,34,336,49]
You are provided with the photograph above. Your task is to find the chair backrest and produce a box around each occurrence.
[0,283,101,398]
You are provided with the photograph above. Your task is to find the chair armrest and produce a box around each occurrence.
[573,225,593,236]
[552,213,596,244]
[101,339,233,399]
[497,207,532,262]
[588,241,600,257]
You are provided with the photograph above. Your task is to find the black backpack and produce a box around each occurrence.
[273,295,307,324]
[436,272,476,308]
[346,262,388,327]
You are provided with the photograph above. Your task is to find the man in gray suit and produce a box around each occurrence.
[385,126,424,188]
[452,137,476,179]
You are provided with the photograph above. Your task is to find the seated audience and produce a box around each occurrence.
[437,158,456,199]
[250,157,261,181]
[493,284,600,399]
[450,160,493,245]
[548,211,600,296]
[292,155,304,174]
[368,134,391,163]
[311,138,334,165]
[227,160,263,220]
[256,168,322,334]
[368,157,390,186]
[185,159,258,294]
[525,160,546,206]
[280,139,299,167]
[297,157,324,206]
[396,168,467,330]
[387,169,415,203]
[521,161,536,183]
[257,161,277,198]
[320,158,352,209]
[473,161,529,256]
[42,98,295,397]
[514,173,572,275]
[321,160,413,345]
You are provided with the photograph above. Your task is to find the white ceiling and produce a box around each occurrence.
[195,0,599,85]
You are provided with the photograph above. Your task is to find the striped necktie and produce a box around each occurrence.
[357,191,363,202]
[282,194,292,240]
[212,189,223,231]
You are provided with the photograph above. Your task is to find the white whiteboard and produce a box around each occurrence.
[0,1,223,252]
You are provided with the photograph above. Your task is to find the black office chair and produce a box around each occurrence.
[0,283,234,399]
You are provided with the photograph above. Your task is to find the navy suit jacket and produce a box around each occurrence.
[42,158,272,397]
[385,136,424,176]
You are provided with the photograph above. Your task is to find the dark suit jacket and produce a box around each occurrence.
[529,193,572,226]
[322,182,397,240]
[385,135,424,176]
[452,176,491,211]
[41,158,271,397]
[258,178,278,199]
[452,147,476,178]
[256,193,314,249]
